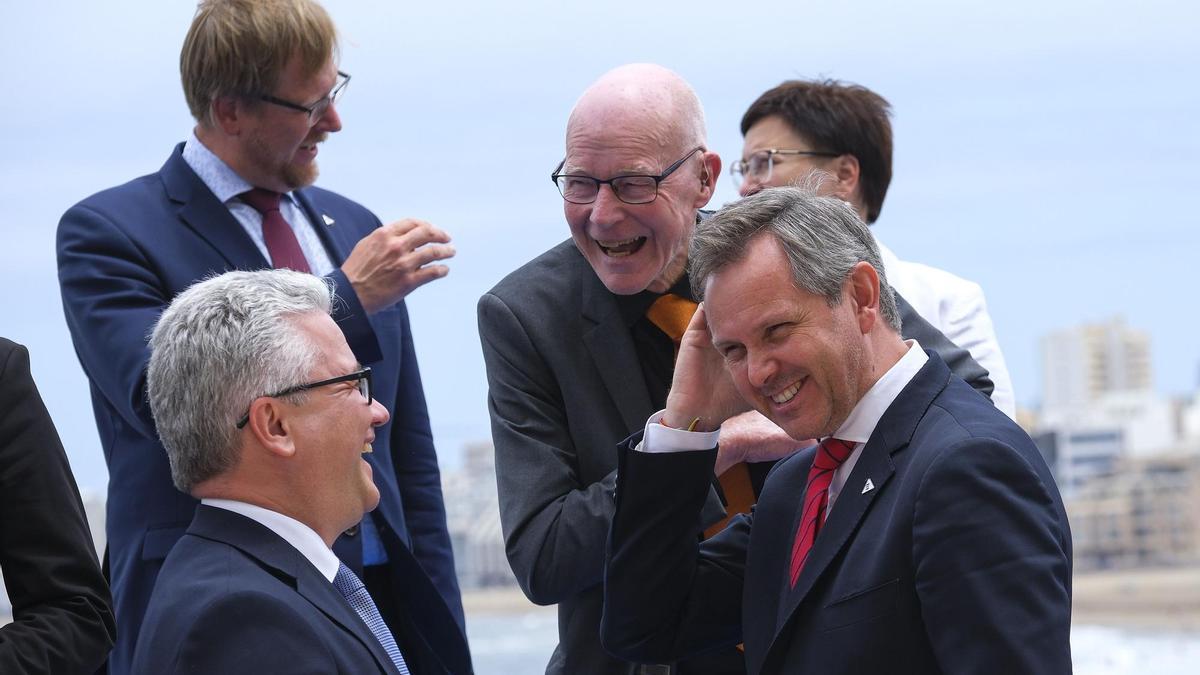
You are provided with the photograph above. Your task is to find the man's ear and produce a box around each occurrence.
[847,261,881,335]
[244,397,296,458]
[693,150,722,209]
[211,95,246,136]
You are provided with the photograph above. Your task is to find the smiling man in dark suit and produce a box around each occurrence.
[478,64,998,675]
[55,1,463,671]
[134,269,469,674]
[602,187,1073,674]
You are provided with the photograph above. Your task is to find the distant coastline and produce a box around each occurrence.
[1072,565,1200,631]
[462,563,1200,631]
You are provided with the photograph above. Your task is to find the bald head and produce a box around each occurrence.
[557,64,720,296]
[567,64,706,160]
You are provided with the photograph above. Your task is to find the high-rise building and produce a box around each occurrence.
[1041,317,1152,411]
[442,441,518,590]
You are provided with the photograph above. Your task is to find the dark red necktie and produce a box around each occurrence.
[239,188,311,272]
[789,437,856,588]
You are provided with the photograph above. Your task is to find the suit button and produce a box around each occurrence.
[344,525,360,537]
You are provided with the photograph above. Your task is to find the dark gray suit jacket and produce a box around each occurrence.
[477,240,993,675]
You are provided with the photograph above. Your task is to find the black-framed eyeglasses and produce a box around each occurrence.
[235,366,372,429]
[551,146,704,205]
[730,148,840,186]
[260,70,351,126]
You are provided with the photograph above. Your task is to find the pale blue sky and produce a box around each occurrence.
[2,0,1197,492]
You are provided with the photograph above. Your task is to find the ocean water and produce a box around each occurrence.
[1072,625,1200,674]
[465,611,1200,674]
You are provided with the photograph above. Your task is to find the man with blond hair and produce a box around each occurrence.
[57,1,463,670]
[479,64,994,674]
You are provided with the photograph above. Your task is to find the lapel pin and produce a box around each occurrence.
[862,478,875,494]
[322,214,335,226]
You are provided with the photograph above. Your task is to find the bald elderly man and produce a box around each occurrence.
[477,64,994,675]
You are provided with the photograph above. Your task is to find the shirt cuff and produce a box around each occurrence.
[638,409,721,454]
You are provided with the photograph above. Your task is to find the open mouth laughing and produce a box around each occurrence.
[597,237,646,257]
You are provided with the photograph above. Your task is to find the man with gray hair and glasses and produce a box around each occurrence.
[133,269,470,674]
[602,187,1072,674]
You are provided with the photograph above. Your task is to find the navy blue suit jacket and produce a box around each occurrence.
[603,352,1073,675]
[133,505,470,674]
[57,144,465,673]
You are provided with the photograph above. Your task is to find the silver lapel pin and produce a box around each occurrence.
[861,478,875,494]
[322,214,335,226]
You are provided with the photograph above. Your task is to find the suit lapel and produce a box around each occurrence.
[773,439,896,638]
[766,352,954,659]
[294,188,359,265]
[578,262,655,433]
[576,256,729,528]
[188,506,399,674]
[159,145,269,271]
[293,570,400,674]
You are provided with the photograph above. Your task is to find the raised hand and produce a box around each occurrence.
[663,304,750,433]
[342,218,455,314]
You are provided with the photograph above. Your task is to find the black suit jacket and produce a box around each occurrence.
[56,144,464,672]
[0,339,115,673]
[604,352,1073,675]
[478,241,995,674]
[133,505,470,674]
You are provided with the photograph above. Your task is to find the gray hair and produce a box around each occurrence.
[147,269,333,492]
[690,186,901,332]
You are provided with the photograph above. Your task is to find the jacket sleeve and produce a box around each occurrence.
[935,282,1016,418]
[477,291,619,605]
[0,341,116,674]
[56,202,171,441]
[913,437,1073,674]
[894,292,995,400]
[602,437,746,663]
[388,300,465,627]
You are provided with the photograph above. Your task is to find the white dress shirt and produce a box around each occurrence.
[202,498,340,583]
[182,131,335,276]
[640,340,929,522]
[875,239,1015,419]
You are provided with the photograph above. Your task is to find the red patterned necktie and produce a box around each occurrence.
[239,188,311,272]
[789,437,856,587]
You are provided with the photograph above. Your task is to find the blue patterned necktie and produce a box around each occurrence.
[333,563,411,674]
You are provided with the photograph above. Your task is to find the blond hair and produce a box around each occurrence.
[181,0,338,126]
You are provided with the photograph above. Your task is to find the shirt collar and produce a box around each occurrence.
[201,498,341,582]
[614,269,695,328]
[832,339,929,445]
[182,129,295,206]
